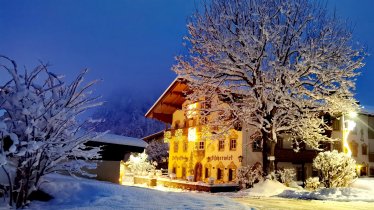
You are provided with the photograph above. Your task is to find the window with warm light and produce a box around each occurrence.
[188,127,197,142]
[186,103,197,119]
[218,139,225,151]
[230,139,237,150]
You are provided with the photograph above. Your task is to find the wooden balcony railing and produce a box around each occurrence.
[275,149,319,163]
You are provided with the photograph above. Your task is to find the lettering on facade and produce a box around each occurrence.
[171,156,189,161]
[207,155,233,162]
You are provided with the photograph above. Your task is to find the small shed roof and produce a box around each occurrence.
[92,133,148,148]
[142,130,164,142]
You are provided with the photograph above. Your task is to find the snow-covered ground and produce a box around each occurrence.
[224,178,374,202]
[0,174,249,210]
[278,178,374,202]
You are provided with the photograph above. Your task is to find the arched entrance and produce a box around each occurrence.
[194,162,203,182]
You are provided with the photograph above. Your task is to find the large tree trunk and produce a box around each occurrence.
[261,130,269,176]
[269,141,276,173]
[261,129,277,176]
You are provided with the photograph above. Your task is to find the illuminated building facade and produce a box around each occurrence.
[145,78,262,183]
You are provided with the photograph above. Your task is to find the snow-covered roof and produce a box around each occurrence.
[360,105,374,116]
[92,133,148,148]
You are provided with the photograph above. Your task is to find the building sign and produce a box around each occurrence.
[207,155,233,162]
[171,156,189,161]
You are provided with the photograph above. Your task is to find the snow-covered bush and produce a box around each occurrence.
[0,56,102,208]
[125,152,155,176]
[305,177,320,191]
[277,168,296,187]
[313,150,356,188]
[237,163,263,189]
[145,140,169,166]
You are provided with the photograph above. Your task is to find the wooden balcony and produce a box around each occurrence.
[275,148,319,163]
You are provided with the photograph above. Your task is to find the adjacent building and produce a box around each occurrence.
[86,133,148,183]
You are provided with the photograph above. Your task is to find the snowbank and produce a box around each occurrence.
[244,180,293,197]
[232,178,374,202]
[2,174,249,210]
[277,178,374,202]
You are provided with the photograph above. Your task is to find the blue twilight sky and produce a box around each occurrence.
[0,0,373,106]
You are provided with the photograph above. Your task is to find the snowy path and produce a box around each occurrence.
[23,175,249,210]
[233,197,374,210]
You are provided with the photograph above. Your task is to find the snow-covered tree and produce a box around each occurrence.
[0,56,102,208]
[305,177,320,191]
[145,140,169,167]
[277,168,296,187]
[313,150,356,188]
[125,152,155,176]
[173,0,364,174]
[237,163,263,189]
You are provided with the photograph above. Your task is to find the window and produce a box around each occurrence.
[218,139,225,151]
[205,167,209,178]
[198,141,205,150]
[183,141,188,152]
[252,137,262,152]
[174,141,179,153]
[349,141,358,157]
[230,139,237,151]
[296,167,306,181]
[182,167,186,179]
[362,144,368,155]
[369,117,374,139]
[217,168,223,180]
[228,169,234,181]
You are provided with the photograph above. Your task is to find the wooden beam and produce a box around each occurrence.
[152,113,172,124]
[161,102,182,110]
[170,91,185,97]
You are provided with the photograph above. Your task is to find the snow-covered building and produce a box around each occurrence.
[145,78,374,185]
[146,78,263,184]
[330,108,374,177]
[86,133,147,183]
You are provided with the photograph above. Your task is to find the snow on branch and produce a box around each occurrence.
[0,56,102,207]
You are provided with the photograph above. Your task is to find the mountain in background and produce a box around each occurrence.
[88,89,165,138]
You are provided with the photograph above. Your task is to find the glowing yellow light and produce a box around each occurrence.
[119,161,126,185]
[164,131,172,143]
[175,129,183,141]
[186,103,197,119]
[348,111,358,118]
[342,113,356,157]
[347,120,356,131]
[188,127,197,142]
